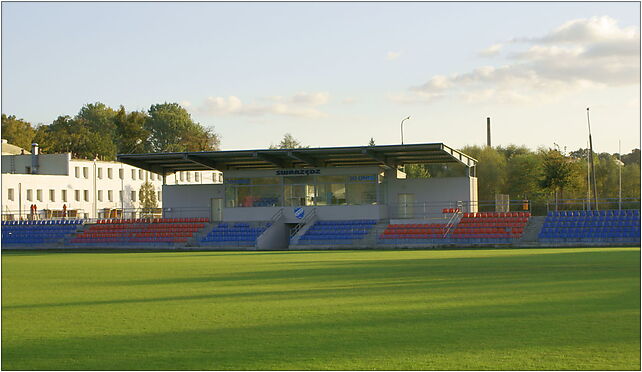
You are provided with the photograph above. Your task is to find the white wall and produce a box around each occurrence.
[162,184,225,218]
[385,176,477,216]
[1,154,222,219]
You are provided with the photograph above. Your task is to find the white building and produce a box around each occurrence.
[1,142,222,220]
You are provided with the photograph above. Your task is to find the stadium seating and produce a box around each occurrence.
[70,217,209,246]
[538,209,640,243]
[200,222,271,246]
[378,211,530,245]
[297,220,377,245]
[450,211,530,243]
[2,219,84,245]
[378,223,449,244]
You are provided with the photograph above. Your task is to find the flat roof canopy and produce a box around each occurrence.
[117,143,477,175]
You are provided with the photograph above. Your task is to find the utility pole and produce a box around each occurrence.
[486,117,491,147]
[586,108,599,210]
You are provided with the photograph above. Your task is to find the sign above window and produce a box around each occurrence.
[276,169,321,176]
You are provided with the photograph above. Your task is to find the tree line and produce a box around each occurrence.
[405,144,641,205]
[1,102,220,160]
[3,109,639,207]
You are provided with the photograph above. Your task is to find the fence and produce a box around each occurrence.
[2,198,639,223]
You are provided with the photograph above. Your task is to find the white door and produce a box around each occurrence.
[211,198,223,222]
[398,193,414,218]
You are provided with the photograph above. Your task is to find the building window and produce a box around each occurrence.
[119,190,123,202]
[119,168,124,180]
[62,190,67,202]
[36,189,43,202]
[157,191,162,201]
[195,173,200,182]
[49,189,55,202]
[97,190,103,202]
[107,168,113,179]
[150,173,155,181]
[187,172,191,182]
[75,190,80,202]
[131,169,136,180]
[131,191,137,202]
[84,190,89,202]
[8,188,14,201]
[26,189,33,201]
[97,168,103,179]
[83,167,89,179]
[139,170,143,180]
[108,190,113,202]
[75,167,80,178]
[179,172,184,182]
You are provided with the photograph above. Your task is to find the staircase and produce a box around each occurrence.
[517,216,546,245]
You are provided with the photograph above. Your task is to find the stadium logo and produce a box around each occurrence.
[294,207,305,219]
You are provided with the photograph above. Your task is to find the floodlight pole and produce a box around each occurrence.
[400,116,411,145]
[586,108,598,211]
[619,140,622,210]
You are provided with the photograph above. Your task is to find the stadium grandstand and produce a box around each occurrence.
[1,143,639,249]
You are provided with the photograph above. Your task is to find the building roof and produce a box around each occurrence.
[117,143,477,175]
[1,140,30,155]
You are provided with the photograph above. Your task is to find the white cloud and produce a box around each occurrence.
[536,16,638,44]
[342,97,356,104]
[394,16,639,105]
[191,92,330,119]
[387,51,401,60]
[291,92,329,105]
[479,43,503,57]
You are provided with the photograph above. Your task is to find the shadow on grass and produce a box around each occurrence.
[4,250,639,311]
[3,291,640,370]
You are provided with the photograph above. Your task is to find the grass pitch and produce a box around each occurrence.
[2,247,640,370]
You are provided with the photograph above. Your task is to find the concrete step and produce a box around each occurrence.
[518,216,546,243]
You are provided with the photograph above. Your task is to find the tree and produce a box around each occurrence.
[461,145,507,201]
[139,180,158,214]
[145,103,220,152]
[404,164,430,179]
[539,149,583,206]
[269,133,306,149]
[621,148,640,166]
[1,114,36,150]
[114,106,151,154]
[34,115,117,160]
[76,102,117,136]
[368,138,376,146]
[505,153,543,200]
[622,164,641,199]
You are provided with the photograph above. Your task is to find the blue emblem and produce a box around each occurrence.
[294,207,305,219]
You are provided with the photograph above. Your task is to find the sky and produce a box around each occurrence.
[2,2,640,154]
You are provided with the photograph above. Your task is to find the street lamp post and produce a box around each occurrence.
[400,116,411,145]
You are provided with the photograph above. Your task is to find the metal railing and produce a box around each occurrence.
[290,208,317,238]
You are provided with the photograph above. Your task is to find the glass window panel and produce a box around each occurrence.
[251,177,280,185]
[346,183,377,205]
[284,184,315,206]
[316,175,346,184]
[250,185,281,207]
[283,175,314,184]
[225,186,238,207]
[315,183,346,206]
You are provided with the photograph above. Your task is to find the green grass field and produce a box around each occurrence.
[2,247,640,370]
